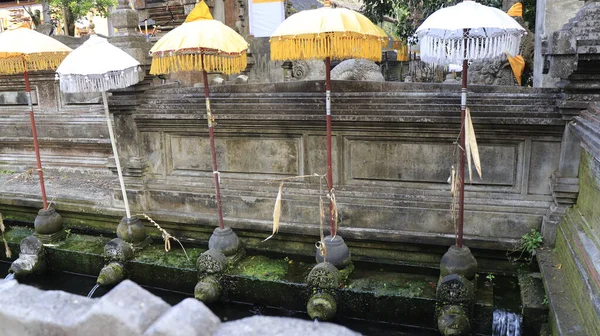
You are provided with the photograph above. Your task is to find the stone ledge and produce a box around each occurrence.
[538,248,589,336]
[0,279,361,336]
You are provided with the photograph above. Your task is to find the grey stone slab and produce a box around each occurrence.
[77,280,170,336]
[0,283,94,336]
[143,298,220,336]
[215,316,361,336]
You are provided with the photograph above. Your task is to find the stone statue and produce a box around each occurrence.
[331,59,385,82]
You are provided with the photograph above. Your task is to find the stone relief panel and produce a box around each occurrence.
[528,141,561,195]
[167,134,302,176]
[346,138,518,187]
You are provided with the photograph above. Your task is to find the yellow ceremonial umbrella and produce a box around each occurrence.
[0,25,71,210]
[270,0,386,244]
[149,0,248,231]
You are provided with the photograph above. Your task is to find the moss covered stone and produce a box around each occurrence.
[97,262,124,286]
[134,243,203,270]
[347,268,436,298]
[307,262,339,289]
[195,275,221,303]
[307,292,337,321]
[229,255,289,281]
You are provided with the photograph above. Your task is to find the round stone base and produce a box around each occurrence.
[208,227,241,256]
[116,217,147,244]
[34,208,63,235]
[315,235,351,269]
[440,245,478,280]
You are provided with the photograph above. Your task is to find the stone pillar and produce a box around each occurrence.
[107,0,153,212]
[541,0,600,246]
[533,0,583,87]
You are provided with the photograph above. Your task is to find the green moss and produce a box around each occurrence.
[577,152,600,231]
[134,243,203,270]
[229,255,289,281]
[55,234,110,255]
[3,226,33,244]
[338,262,355,284]
[347,269,437,298]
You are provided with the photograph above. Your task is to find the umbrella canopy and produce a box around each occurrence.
[416,0,525,65]
[0,25,72,75]
[149,0,250,231]
[56,35,141,220]
[270,1,387,62]
[56,35,140,93]
[0,24,72,211]
[415,0,525,250]
[149,1,248,75]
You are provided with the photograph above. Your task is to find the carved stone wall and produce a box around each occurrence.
[102,81,564,250]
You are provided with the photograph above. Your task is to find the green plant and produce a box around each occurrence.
[542,295,548,306]
[48,0,115,36]
[521,229,543,255]
[486,273,495,283]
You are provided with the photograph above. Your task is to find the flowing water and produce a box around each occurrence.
[87,284,100,298]
[492,309,522,336]
[4,273,14,280]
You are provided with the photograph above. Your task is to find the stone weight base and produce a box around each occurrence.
[34,229,67,244]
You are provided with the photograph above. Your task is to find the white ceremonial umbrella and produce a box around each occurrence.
[416,0,525,248]
[56,35,141,218]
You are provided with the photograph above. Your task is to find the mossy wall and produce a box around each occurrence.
[554,151,600,336]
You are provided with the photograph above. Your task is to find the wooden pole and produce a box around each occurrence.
[102,91,131,218]
[325,56,335,236]
[202,55,225,230]
[23,65,48,210]
[457,29,469,248]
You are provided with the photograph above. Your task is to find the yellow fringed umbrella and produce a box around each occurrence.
[149,0,248,231]
[269,0,386,247]
[0,25,71,210]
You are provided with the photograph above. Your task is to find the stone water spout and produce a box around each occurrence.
[96,236,135,287]
[8,236,46,278]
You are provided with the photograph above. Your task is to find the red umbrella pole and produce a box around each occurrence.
[23,66,49,210]
[202,65,225,230]
[457,58,468,248]
[325,57,335,236]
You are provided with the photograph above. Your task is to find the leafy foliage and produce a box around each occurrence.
[48,0,114,36]
[362,0,508,41]
[520,229,543,254]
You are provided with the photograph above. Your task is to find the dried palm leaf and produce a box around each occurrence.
[0,213,11,258]
[465,108,482,182]
[328,190,339,238]
[263,182,284,242]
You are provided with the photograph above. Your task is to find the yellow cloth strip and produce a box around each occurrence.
[506,53,525,85]
[0,52,69,75]
[270,33,384,62]
[150,52,248,75]
[507,3,522,17]
[397,44,408,61]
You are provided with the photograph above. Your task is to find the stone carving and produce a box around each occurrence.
[468,14,535,86]
[467,59,514,86]
[331,59,384,82]
[307,262,339,289]
[196,249,227,274]
[235,0,247,36]
[291,60,325,81]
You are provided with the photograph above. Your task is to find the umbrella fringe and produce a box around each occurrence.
[270,33,384,62]
[58,66,141,93]
[150,52,247,75]
[419,33,522,65]
[0,52,69,75]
